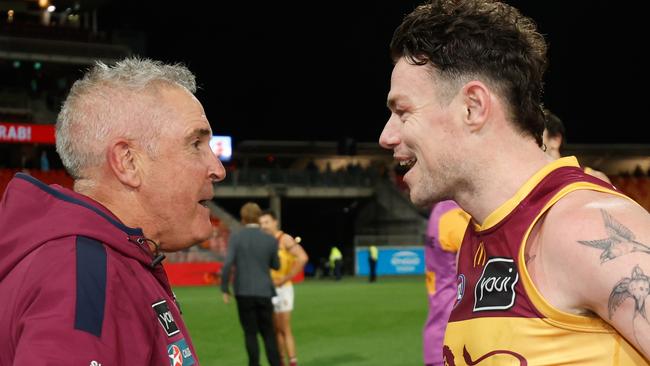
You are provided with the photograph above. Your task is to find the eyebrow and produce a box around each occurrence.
[386,94,407,111]
[185,127,212,142]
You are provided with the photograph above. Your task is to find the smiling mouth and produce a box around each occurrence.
[199,200,210,208]
[399,158,417,171]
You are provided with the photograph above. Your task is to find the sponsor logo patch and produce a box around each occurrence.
[473,257,519,312]
[454,274,466,308]
[153,299,180,337]
[167,338,195,366]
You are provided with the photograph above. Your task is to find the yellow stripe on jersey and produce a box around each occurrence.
[444,317,649,365]
[475,156,580,232]
[518,181,636,330]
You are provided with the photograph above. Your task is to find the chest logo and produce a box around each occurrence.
[153,299,180,337]
[473,257,519,312]
[453,274,466,308]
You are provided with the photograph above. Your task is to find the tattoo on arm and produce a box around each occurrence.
[608,265,650,356]
[577,209,650,263]
[608,265,649,320]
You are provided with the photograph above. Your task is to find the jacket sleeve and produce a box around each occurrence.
[12,237,155,365]
[221,235,237,293]
[270,238,280,270]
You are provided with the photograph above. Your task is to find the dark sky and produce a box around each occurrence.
[99,1,648,145]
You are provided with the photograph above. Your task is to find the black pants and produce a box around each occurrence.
[235,296,281,366]
[333,259,343,280]
[369,258,377,282]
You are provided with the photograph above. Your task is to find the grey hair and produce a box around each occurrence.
[56,57,197,179]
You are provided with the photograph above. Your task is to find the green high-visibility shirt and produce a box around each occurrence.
[329,247,342,267]
[369,245,378,260]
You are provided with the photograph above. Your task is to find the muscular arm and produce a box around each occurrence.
[538,191,650,358]
[277,235,308,286]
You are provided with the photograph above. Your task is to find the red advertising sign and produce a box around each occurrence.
[0,122,56,144]
[163,261,304,286]
[164,262,225,286]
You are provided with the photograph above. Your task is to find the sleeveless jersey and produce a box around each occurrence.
[443,157,648,365]
[271,231,295,285]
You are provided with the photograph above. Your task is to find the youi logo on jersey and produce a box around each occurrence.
[473,257,519,312]
[152,299,180,337]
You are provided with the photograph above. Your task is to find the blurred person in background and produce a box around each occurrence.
[329,245,343,281]
[0,57,224,365]
[423,201,470,366]
[221,202,281,366]
[368,244,378,282]
[543,109,611,183]
[260,210,308,366]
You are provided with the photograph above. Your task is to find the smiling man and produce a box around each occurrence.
[0,58,225,365]
[380,1,650,364]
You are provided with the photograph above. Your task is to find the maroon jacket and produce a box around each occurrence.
[0,173,199,366]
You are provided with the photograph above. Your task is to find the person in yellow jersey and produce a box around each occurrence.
[380,0,650,363]
[543,109,612,183]
[368,245,379,282]
[259,210,308,366]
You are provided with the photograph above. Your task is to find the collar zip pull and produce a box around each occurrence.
[128,235,166,268]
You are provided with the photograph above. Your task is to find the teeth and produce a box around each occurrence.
[399,159,416,167]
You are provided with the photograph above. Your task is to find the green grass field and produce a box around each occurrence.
[174,276,428,366]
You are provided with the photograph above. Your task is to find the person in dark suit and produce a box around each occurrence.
[221,202,281,366]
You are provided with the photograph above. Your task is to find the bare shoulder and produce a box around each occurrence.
[538,190,650,312]
[280,233,296,248]
[585,167,612,184]
[541,189,650,265]
[539,189,650,351]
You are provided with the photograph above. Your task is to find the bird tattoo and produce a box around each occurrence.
[578,209,650,263]
[608,265,650,320]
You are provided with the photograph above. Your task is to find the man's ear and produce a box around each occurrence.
[461,81,491,133]
[106,139,141,188]
[545,134,563,152]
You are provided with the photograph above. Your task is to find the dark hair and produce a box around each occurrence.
[390,0,547,146]
[543,108,565,149]
[261,209,277,220]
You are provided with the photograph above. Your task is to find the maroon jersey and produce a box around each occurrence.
[443,157,648,366]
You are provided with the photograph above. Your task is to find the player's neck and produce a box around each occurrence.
[456,140,550,225]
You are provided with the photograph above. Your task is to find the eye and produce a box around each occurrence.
[193,140,201,149]
[395,107,409,120]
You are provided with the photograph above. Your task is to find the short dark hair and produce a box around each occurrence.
[390,0,548,146]
[261,209,277,220]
